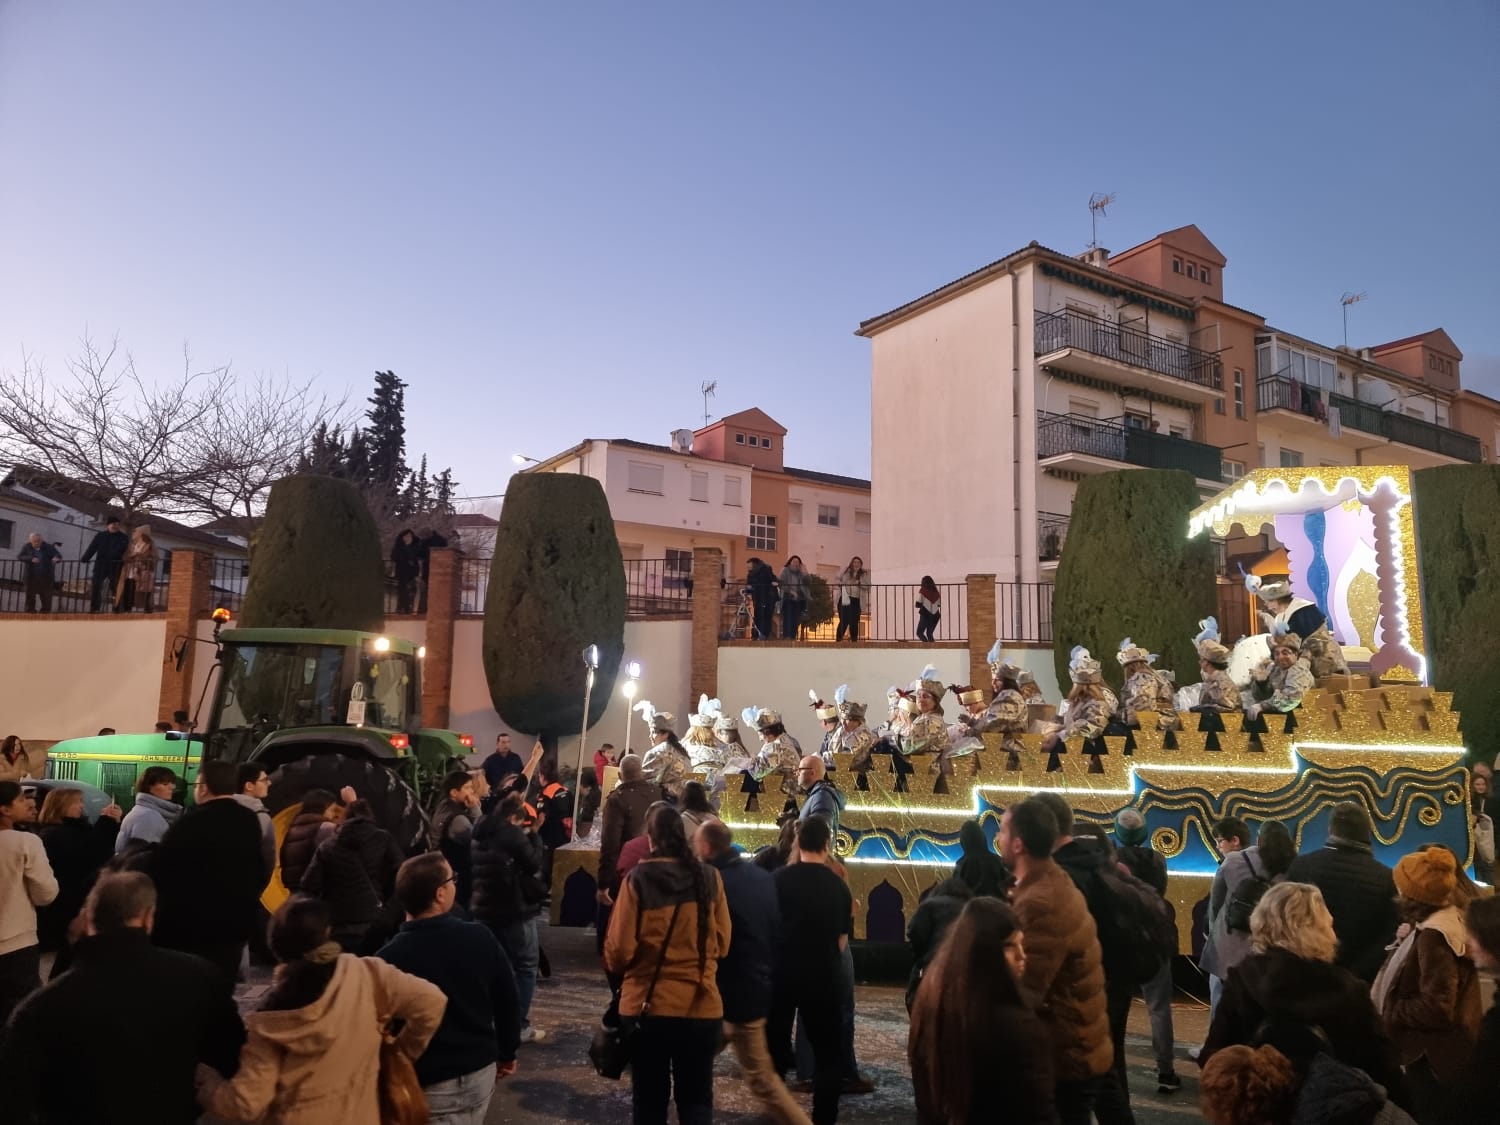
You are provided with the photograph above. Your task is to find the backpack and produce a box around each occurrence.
[1225,851,1270,934]
[1093,860,1178,983]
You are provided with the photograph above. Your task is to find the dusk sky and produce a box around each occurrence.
[3,1,1497,510]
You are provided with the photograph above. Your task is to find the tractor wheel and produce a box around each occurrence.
[266,752,427,855]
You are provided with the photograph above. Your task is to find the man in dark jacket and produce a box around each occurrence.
[1113,807,1180,1094]
[0,872,244,1125]
[905,876,974,1011]
[150,760,267,983]
[471,792,547,1043]
[1284,801,1398,983]
[378,852,520,1123]
[301,800,404,952]
[80,517,128,613]
[595,753,662,937]
[797,757,844,837]
[17,533,62,614]
[430,771,481,909]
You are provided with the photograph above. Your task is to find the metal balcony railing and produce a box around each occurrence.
[1257,375,1481,462]
[1035,308,1220,390]
[1037,412,1224,481]
[1038,512,1069,562]
[0,557,170,613]
[1383,412,1482,463]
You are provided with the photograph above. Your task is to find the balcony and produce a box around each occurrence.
[1035,308,1222,404]
[1038,511,1069,571]
[1037,412,1224,484]
[1256,376,1481,463]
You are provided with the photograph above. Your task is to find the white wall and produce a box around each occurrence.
[602,444,748,538]
[0,617,168,741]
[786,483,871,578]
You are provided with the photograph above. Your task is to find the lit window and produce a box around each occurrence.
[747,514,777,551]
[817,504,840,527]
[627,461,664,494]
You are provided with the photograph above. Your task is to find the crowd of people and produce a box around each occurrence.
[12,518,160,614]
[738,554,882,641]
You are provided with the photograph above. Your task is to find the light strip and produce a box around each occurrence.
[1293,741,1463,754]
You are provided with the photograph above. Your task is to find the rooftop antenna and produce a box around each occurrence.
[1340,291,1367,348]
[700,380,717,427]
[1088,192,1116,250]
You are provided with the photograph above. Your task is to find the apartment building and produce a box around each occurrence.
[523,408,871,589]
[857,224,1500,586]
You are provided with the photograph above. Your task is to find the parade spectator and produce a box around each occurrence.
[391,528,422,614]
[0,734,35,783]
[834,556,870,643]
[605,804,731,1125]
[998,797,1112,1125]
[35,786,121,956]
[1203,819,1296,1041]
[430,771,482,909]
[768,814,851,1125]
[905,875,974,1011]
[1200,1039,1416,1125]
[416,526,448,613]
[18,532,61,613]
[577,767,602,837]
[1202,882,1404,1100]
[694,819,811,1125]
[797,756,844,837]
[301,799,404,953]
[80,516,128,612]
[534,757,572,878]
[678,781,719,846]
[482,732,524,812]
[753,815,800,874]
[278,788,340,893]
[1471,770,1495,884]
[115,525,157,612]
[909,897,1057,1125]
[1284,801,1398,983]
[378,853,521,1125]
[914,576,941,642]
[0,780,57,1025]
[1113,807,1180,1094]
[1442,896,1500,1120]
[954,818,1009,898]
[745,557,778,640]
[779,555,809,639]
[1198,815,1251,1028]
[0,872,245,1125]
[596,754,660,929]
[198,894,446,1125]
[115,766,181,853]
[1372,846,1482,1118]
[593,742,619,782]
[150,759,266,983]
[233,762,276,882]
[471,792,548,1043]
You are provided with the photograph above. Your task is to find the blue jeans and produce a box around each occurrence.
[1139,956,1176,1073]
[424,1064,495,1125]
[795,944,857,1080]
[495,917,539,1029]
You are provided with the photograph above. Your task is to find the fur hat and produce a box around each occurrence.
[808,689,838,722]
[988,640,1025,684]
[911,665,946,701]
[1394,847,1458,907]
[834,684,866,722]
[1114,808,1149,847]
[633,699,675,735]
[689,694,718,729]
[1068,646,1103,686]
[1115,637,1156,668]
[950,684,986,707]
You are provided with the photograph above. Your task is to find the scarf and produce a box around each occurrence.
[1370,905,1466,1016]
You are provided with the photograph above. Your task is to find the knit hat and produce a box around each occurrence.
[1115,637,1156,668]
[808,689,838,722]
[1114,808,1149,847]
[834,684,866,722]
[1068,646,1103,686]
[1394,847,1458,907]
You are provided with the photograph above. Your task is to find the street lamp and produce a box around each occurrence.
[621,660,642,755]
[573,645,601,837]
[512,453,540,466]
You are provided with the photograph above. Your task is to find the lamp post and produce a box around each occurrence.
[621,660,642,756]
[572,644,600,838]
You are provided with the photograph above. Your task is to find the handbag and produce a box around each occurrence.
[377,1032,430,1125]
[589,899,684,1079]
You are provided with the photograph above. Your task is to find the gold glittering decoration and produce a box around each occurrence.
[1151,827,1183,857]
[1347,569,1380,649]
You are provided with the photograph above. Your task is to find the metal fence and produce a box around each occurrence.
[1035,308,1220,391]
[0,558,170,614]
[1038,512,1069,563]
[996,581,1054,644]
[720,582,969,643]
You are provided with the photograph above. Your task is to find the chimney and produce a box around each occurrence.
[1078,247,1110,268]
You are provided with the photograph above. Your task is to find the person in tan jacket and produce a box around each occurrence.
[998,797,1112,1125]
[199,894,446,1125]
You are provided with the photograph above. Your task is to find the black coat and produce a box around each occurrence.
[470,816,546,928]
[278,809,331,892]
[37,815,119,950]
[151,797,266,956]
[391,534,421,582]
[0,928,244,1125]
[301,816,403,928]
[80,529,128,574]
[709,851,779,1023]
[417,531,448,579]
[1117,845,1168,895]
[906,889,970,1004]
[1284,841,1398,982]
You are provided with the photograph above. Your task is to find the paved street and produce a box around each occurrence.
[239,923,1212,1123]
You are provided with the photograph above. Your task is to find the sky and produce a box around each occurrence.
[2,1,1497,511]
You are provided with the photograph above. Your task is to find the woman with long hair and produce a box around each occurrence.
[834,556,869,643]
[778,555,809,640]
[1471,772,1495,884]
[909,897,1055,1124]
[115,525,158,613]
[199,895,445,1125]
[36,788,122,957]
[915,576,941,642]
[603,805,731,1125]
[0,735,33,783]
[677,781,719,845]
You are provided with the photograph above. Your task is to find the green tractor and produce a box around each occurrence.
[45,627,474,854]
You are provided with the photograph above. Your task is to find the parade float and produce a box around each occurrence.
[553,466,1471,948]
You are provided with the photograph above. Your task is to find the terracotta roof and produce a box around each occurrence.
[784,466,871,490]
[698,407,787,436]
[1370,328,1463,360]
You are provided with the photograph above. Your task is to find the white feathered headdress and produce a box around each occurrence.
[834,683,866,721]
[1068,646,1103,685]
[633,699,674,734]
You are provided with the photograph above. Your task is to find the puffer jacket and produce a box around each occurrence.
[470,816,546,928]
[597,777,662,894]
[1284,839,1398,982]
[115,792,182,852]
[1290,1052,1416,1125]
[1009,858,1112,1081]
[279,810,334,892]
[301,817,403,929]
[37,815,119,950]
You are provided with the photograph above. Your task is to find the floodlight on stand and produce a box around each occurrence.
[512,453,540,466]
[583,644,600,669]
[575,642,602,838]
[626,660,642,680]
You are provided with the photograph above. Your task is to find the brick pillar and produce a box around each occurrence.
[422,548,460,729]
[158,549,215,724]
[966,573,997,692]
[690,547,723,703]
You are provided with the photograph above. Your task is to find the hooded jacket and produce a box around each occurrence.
[954,821,1009,898]
[199,954,445,1125]
[301,816,404,929]
[115,792,182,852]
[597,776,662,894]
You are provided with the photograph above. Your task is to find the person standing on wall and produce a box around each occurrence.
[834,557,869,643]
[114,525,158,613]
[18,533,61,614]
[778,555,809,640]
[80,516,128,614]
[914,576,941,643]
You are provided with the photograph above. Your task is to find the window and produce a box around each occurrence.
[1172,258,1183,274]
[762,437,773,449]
[748,435,759,447]
[735,433,745,445]
[1279,448,1304,468]
[0,519,11,550]
[1169,425,1186,438]
[689,471,709,503]
[817,504,840,527]
[747,514,777,552]
[1257,443,1266,467]
[855,510,871,533]
[1187,264,1197,280]
[787,501,802,524]
[1214,398,1225,415]
[1222,459,1246,482]
[627,461,664,494]
[1233,369,1245,419]
[724,476,742,506]
[1124,412,1151,430]
[664,549,692,589]
[1201,267,1211,284]
[1068,397,1099,418]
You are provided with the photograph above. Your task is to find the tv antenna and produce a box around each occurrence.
[1088,192,1116,249]
[700,380,717,427]
[1340,291,1367,348]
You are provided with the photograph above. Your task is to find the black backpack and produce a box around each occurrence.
[1225,851,1270,933]
[1093,860,1178,983]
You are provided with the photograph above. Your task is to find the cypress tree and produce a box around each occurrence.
[482,474,626,754]
[239,474,385,631]
[364,370,408,492]
[1413,464,1500,758]
[1052,469,1217,691]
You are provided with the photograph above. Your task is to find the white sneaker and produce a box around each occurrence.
[1188,1045,1202,1062]
[519,1026,547,1044]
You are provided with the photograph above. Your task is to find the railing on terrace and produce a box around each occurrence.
[1035,308,1220,391]
[1,558,170,614]
[996,581,1054,644]
[1383,411,1482,462]
[720,582,968,643]
[1038,512,1069,563]
[1257,374,1481,462]
[1036,411,1224,481]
